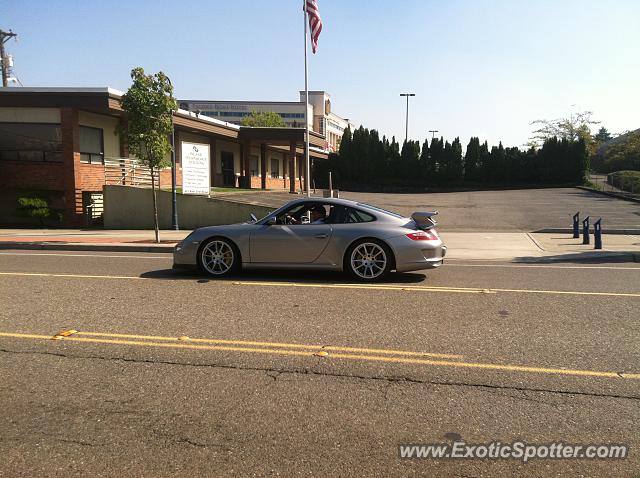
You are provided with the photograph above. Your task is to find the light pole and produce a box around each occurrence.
[167,77,179,230]
[429,129,439,140]
[399,93,415,143]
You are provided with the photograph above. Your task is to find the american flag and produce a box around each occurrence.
[305,0,323,54]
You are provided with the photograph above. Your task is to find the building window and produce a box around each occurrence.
[79,126,104,164]
[0,122,63,162]
[249,155,259,176]
[270,158,279,178]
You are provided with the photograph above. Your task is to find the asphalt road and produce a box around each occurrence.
[1,251,639,477]
[224,187,640,232]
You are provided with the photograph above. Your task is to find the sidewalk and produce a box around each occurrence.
[0,229,188,253]
[440,232,640,262]
[0,228,638,262]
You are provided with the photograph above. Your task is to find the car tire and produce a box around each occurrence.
[197,237,240,277]
[344,239,394,282]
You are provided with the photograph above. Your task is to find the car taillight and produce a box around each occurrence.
[406,230,438,241]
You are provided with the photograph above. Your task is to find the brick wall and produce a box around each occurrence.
[61,107,83,227]
[78,163,105,191]
[0,161,67,190]
[158,167,182,190]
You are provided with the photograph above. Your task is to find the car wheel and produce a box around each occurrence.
[198,238,240,277]
[345,239,393,281]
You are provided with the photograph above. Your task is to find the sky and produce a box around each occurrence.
[3,0,639,148]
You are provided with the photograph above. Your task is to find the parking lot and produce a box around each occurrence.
[1,249,638,476]
[219,187,640,232]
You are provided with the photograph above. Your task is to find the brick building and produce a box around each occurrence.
[0,87,329,227]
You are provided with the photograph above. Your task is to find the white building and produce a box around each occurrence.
[179,91,353,152]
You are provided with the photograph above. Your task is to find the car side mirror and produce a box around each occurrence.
[265,217,277,226]
[250,213,258,223]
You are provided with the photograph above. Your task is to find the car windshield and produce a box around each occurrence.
[356,202,404,219]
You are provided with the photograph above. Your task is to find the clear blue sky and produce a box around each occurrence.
[3,0,639,148]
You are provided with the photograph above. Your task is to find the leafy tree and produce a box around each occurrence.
[599,130,640,172]
[118,67,176,243]
[529,110,598,154]
[241,110,287,128]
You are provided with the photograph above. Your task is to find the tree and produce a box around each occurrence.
[241,111,286,127]
[529,110,598,154]
[400,140,420,182]
[119,67,177,243]
[599,129,640,172]
[593,127,613,145]
[464,137,480,182]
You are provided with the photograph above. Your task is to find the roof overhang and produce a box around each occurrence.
[0,87,331,156]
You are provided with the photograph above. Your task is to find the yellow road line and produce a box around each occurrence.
[75,331,463,359]
[0,271,638,297]
[0,332,637,380]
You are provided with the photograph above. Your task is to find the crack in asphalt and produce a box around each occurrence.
[1,347,639,402]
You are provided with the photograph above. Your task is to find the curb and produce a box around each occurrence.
[576,186,640,204]
[535,228,640,235]
[0,242,175,253]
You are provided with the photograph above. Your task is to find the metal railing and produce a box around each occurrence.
[104,157,159,187]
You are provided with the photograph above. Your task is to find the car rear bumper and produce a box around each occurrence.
[387,235,447,273]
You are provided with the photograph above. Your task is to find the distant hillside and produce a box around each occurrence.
[593,128,640,173]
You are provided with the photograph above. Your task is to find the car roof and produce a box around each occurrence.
[284,197,360,207]
[281,197,405,219]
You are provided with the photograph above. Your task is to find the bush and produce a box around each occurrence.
[16,196,63,225]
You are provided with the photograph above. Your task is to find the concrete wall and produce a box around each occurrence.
[0,107,61,123]
[103,185,274,230]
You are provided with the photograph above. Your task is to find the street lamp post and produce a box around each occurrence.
[428,129,439,140]
[167,78,179,230]
[399,93,415,143]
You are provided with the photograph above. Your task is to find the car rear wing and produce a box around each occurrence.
[411,211,439,229]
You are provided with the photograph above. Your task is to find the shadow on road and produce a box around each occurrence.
[515,251,639,264]
[140,268,428,285]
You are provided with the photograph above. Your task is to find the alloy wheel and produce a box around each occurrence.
[350,242,387,279]
[201,240,235,275]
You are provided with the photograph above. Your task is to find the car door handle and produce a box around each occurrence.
[314,234,328,239]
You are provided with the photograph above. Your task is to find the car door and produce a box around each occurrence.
[250,223,333,264]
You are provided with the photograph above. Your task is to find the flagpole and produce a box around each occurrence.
[303,0,311,197]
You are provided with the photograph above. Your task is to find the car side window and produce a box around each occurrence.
[344,208,375,224]
[275,204,307,224]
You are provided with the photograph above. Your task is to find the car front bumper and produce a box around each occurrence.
[172,240,199,269]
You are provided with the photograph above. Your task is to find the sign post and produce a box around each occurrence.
[181,142,210,196]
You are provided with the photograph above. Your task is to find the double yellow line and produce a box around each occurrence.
[1,330,638,380]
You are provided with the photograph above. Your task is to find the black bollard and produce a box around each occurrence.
[582,216,590,245]
[573,212,580,238]
[594,218,602,249]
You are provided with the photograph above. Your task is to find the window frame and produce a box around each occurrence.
[270,158,280,179]
[79,125,105,165]
[0,121,63,162]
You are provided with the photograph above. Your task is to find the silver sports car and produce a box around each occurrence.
[173,197,447,281]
